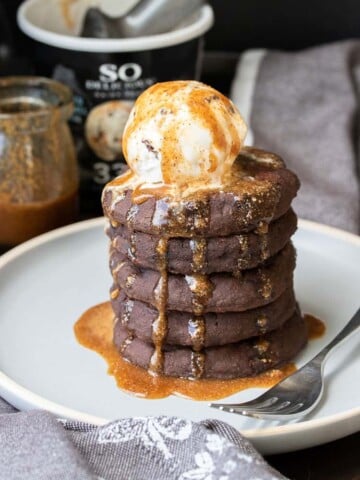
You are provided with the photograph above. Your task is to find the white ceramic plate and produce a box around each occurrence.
[0,218,359,455]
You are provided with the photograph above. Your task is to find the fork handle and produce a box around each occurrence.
[313,307,360,362]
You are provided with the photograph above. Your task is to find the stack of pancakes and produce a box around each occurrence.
[103,147,307,379]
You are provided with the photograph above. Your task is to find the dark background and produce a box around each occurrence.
[207,0,360,51]
[205,0,360,92]
[2,0,360,92]
[3,0,360,52]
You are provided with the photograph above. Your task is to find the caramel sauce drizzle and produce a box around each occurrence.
[155,198,211,237]
[128,232,137,262]
[119,334,134,354]
[106,151,284,243]
[117,205,140,356]
[192,199,211,232]
[254,339,270,355]
[118,294,135,354]
[151,198,170,229]
[254,220,272,301]
[235,234,249,275]
[111,261,125,281]
[149,237,169,375]
[125,206,139,276]
[131,183,171,204]
[189,238,207,274]
[110,288,120,300]
[188,317,206,352]
[256,220,270,261]
[74,302,299,400]
[305,313,326,340]
[256,220,269,235]
[185,233,213,379]
[120,298,134,327]
[185,275,214,317]
[126,204,139,226]
[121,82,243,187]
[122,192,215,379]
[125,274,136,289]
[188,238,208,379]
[259,271,273,300]
[191,352,206,380]
[256,314,268,334]
[103,155,289,383]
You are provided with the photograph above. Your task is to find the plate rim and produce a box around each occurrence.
[0,217,359,443]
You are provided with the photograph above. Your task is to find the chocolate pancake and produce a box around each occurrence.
[108,209,297,274]
[110,242,296,313]
[102,147,300,237]
[114,308,307,379]
[111,287,296,347]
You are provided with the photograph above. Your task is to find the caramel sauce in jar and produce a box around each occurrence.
[74,302,298,400]
[0,189,78,246]
[0,77,78,248]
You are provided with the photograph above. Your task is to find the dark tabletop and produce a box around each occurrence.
[268,432,360,479]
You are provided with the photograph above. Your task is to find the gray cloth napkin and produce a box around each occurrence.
[231,40,360,233]
[0,397,286,480]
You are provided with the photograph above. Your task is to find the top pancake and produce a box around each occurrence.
[102,147,300,237]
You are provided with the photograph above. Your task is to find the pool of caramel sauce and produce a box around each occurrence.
[74,303,325,401]
[305,313,326,339]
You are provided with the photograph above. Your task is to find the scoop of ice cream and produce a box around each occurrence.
[122,81,247,187]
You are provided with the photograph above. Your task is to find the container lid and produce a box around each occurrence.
[18,1,214,53]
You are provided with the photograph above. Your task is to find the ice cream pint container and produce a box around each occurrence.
[18,0,214,214]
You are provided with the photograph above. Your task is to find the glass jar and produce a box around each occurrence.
[0,76,78,248]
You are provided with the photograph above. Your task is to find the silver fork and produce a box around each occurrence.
[210,307,360,420]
